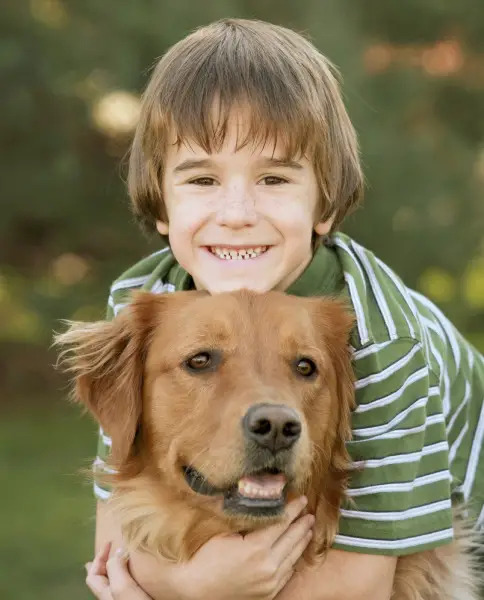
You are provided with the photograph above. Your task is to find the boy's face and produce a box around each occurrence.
[158,111,331,294]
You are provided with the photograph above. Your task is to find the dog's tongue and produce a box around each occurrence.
[237,473,287,499]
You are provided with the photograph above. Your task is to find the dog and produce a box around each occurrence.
[56,289,479,599]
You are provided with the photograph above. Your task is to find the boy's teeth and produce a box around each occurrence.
[210,246,268,260]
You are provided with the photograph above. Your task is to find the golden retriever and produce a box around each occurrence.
[56,290,479,599]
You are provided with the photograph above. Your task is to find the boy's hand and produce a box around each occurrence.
[85,542,153,600]
[170,495,314,600]
[90,496,313,600]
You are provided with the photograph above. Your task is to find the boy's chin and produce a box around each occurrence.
[193,275,278,295]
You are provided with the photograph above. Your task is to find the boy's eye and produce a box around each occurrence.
[189,177,217,186]
[260,176,288,185]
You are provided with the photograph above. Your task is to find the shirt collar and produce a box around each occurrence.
[167,238,343,297]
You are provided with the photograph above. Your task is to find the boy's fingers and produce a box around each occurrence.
[246,496,308,547]
[92,542,112,576]
[85,574,113,600]
[278,528,313,574]
[84,542,113,600]
[271,513,314,563]
[274,567,296,597]
[85,561,113,600]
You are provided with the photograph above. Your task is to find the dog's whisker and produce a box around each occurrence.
[186,445,213,471]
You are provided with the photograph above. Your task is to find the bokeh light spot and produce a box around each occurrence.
[51,253,90,286]
[418,267,456,303]
[92,91,141,136]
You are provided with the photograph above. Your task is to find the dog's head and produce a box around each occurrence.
[56,290,355,553]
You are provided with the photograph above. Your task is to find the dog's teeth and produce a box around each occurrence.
[237,478,285,499]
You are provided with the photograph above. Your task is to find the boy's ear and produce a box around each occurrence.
[55,293,166,466]
[314,217,335,236]
[156,220,169,235]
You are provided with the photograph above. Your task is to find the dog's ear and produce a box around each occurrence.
[317,298,356,468]
[306,298,356,556]
[55,292,166,467]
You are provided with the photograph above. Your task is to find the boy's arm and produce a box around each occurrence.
[95,501,183,599]
[95,505,396,600]
[96,501,396,600]
[275,549,396,600]
[95,500,123,554]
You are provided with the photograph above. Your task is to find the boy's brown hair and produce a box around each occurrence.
[128,18,363,236]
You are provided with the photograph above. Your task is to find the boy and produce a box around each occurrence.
[86,18,484,600]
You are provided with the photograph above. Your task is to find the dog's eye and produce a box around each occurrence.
[295,358,317,377]
[186,352,212,371]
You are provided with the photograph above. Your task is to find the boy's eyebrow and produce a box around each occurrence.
[173,157,304,173]
[173,158,215,173]
[257,157,304,170]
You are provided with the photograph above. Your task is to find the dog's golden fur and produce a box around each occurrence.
[56,290,480,599]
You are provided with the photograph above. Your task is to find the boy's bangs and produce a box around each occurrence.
[168,88,316,160]
[151,22,324,159]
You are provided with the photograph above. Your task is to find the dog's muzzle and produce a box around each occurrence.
[182,403,299,517]
[183,465,289,517]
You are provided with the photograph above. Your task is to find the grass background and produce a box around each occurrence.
[0,399,96,599]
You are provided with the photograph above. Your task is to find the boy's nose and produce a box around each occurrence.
[215,195,258,229]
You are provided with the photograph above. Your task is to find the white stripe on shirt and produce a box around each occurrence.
[353,392,437,438]
[340,498,451,521]
[355,343,422,389]
[352,341,393,361]
[94,483,111,501]
[111,275,151,293]
[351,441,449,470]
[355,367,428,414]
[446,381,471,435]
[349,412,445,443]
[410,291,461,371]
[334,237,368,293]
[461,399,484,501]
[151,280,176,294]
[334,528,453,550]
[344,272,370,345]
[351,241,398,340]
[448,422,469,463]
[346,469,451,497]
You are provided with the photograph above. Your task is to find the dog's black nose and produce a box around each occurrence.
[243,403,301,452]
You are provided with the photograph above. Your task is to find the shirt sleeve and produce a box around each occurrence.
[92,290,117,502]
[93,426,114,501]
[332,338,454,556]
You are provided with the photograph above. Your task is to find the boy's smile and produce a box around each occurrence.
[157,109,331,294]
[207,245,268,260]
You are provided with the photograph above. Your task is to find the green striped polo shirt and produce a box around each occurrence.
[94,232,484,556]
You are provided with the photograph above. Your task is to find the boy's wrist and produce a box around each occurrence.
[169,566,211,600]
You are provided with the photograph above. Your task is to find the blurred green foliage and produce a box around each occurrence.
[1,1,483,598]
[1,0,484,399]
